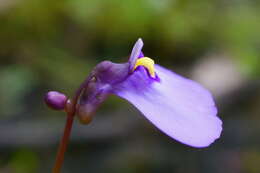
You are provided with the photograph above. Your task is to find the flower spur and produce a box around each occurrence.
[45,38,222,173]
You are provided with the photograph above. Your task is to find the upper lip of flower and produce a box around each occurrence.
[129,38,144,70]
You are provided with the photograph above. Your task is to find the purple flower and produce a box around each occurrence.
[75,38,222,148]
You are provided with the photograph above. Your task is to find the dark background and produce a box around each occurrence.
[0,0,259,172]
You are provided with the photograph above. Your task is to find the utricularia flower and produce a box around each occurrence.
[45,38,222,148]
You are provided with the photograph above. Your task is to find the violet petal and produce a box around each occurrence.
[112,65,222,148]
[129,38,144,70]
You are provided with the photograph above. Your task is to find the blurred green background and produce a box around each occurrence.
[0,0,260,172]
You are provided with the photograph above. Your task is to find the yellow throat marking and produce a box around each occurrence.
[133,57,155,77]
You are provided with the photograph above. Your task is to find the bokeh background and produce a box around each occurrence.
[0,0,260,172]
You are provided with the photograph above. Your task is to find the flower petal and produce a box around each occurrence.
[129,38,144,70]
[112,65,222,147]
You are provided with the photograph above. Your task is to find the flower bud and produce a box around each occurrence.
[44,91,67,110]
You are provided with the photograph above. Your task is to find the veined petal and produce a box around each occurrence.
[112,65,222,148]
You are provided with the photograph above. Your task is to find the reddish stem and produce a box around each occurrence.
[52,77,91,173]
[52,113,74,173]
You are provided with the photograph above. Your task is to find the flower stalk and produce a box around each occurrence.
[52,111,74,173]
[49,77,91,173]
